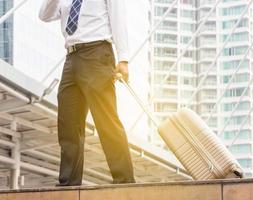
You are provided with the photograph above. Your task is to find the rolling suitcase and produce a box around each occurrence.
[116,74,244,180]
[158,108,244,180]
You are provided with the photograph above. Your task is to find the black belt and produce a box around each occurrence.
[67,40,109,54]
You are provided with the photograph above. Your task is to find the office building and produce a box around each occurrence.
[0,0,13,64]
[149,0,253,176]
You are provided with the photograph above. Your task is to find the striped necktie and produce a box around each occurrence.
[65,0,83,35]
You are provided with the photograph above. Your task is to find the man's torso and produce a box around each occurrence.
[60,0,112,48]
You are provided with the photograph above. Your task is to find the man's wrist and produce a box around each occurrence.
[119,61,128,64]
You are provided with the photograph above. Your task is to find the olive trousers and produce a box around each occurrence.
[57,41,135,186]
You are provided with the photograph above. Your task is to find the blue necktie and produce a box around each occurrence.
[65,0,83,35]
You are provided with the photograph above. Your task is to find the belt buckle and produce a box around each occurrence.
[68,45,76,54]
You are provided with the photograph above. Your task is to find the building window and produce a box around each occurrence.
[222,32,249,42]
[181,90,193,98]
[182,77,195,86]
[154,60,175,71]
[0,0,13,64]
[155,0,175,3]
[223,46,248,56]
[230,144,252,154]
[154,102,177,112]
[237,159,252,169]
[223,73,250,84]
[181,63,194,72]
[222,19,248,29]
[155,7,177,17]
[221,5,246,16]
[181,36,191,44]
[157,20,177,31]
[222,101,250,111]
[181,0,195,6]
[224,88,249,97]
[180,23,195,32]
[181,9,195,20]
[222,130,251,140]
[154,47,177,57]
[224,115,250,126]
[222,60,249,70]
[155,33,177,44]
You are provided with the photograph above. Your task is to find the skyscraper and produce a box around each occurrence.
[218,1,253,177]
[149,0,198,144]
[149,0,253,176]
[0,0,13,64]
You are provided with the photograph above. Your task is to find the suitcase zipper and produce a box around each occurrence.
[170,116,225,178]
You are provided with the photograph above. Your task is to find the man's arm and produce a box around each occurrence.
[39,0,61,22]
[107,0,129,62]
[107,0,130,82]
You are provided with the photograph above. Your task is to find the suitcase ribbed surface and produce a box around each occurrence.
[158,108,244,180]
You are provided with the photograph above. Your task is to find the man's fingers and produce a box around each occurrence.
[120,69,129,82]
[114,73,128,83]
[122,73,129,83]
[115,62,129,83]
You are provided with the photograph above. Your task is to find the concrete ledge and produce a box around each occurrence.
[80,184,221,200]
[0,179,252,200]
[0,191,79,200]
[223,182,253,200]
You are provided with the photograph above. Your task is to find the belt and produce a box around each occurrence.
[67,40,109,54]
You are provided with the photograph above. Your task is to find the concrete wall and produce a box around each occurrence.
[0,179,252,200]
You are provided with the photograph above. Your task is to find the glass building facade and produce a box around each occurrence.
[218,1,253,177]
[0,0,13,64]
[149,0,253,176]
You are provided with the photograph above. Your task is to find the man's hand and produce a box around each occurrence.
[115,61,129,83]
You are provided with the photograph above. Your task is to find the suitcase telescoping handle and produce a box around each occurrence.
[116,74,244,178]
[116,74,231,177]
[116,74,219,175]
[116,73,159,128]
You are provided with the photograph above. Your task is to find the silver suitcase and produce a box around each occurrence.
[117,74,244,180]
[158,108,244,180]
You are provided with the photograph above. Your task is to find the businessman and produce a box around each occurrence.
[39,0,135,186]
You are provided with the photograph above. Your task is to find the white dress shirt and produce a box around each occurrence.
[39,0,129,62]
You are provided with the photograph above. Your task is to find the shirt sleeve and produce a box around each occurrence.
[39,0,61,22]
[107,0,129,62]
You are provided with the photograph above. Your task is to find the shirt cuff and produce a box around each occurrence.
[118,52,129,62]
